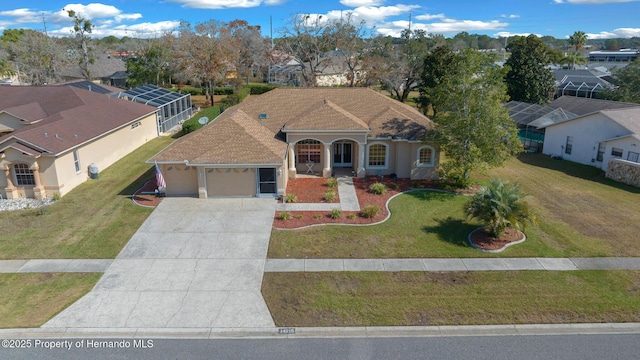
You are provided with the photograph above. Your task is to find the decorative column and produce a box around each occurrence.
[2,162,18,199]
[323,143,332,177]
[30,162,46,200]
[197,167,207,199]
[357,142,366,177]
[288,146,297,178]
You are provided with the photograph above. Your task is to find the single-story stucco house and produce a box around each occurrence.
[149,88,438,198]
[0,84,159,199]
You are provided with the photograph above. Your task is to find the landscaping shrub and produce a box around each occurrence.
[326,177,338,188]
[295,214,304,220]
[213,87,234,95]
[389,183,399,190]
[175,86,203,96]
[249,84,277,94]
[181,117,203,134]
[237,86,251,102]
[284,194,298,203]
[360,205,381,218]
[324,189,336,202]
[369,182,387,195]
[329,209,343,219]
[278,212,292,220]
[313,214,322,219]
[220,94,239,109]
[347,213,357,219]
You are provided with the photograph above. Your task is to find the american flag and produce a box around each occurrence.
[155,162,166,189]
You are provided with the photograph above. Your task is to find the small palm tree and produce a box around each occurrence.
[465,179,536,238]
[568,31,588,70]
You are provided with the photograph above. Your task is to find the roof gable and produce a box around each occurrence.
[283,99,369,131]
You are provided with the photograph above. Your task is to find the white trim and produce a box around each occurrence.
[366,141,389,169]
[416,145,435,167]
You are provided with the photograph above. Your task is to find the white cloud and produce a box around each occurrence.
[501,14,520,19]
[553,0,639,3]
[494,31,542,38]
[349,5,421,23]
[415,13,446,21]
[377,17,509,37]
[166,0,286,9]
[586,27,640,39]
[340,0,385,6]
[0,8,44,24]
[49,20,181,39]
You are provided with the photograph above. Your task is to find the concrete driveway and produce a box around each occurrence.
[44,197,276,329]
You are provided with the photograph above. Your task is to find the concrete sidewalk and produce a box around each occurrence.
[276,176,360,212]
[265,257,640,272]
[0,259,112,273]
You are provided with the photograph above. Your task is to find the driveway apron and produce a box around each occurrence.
[44,198,276,329]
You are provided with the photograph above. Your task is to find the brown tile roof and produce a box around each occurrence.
[151,88,434,165]
[150,109,287,165]
[0,85,158,155]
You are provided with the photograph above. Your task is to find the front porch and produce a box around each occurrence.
[287,139,366,179]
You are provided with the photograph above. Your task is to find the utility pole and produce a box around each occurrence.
[42,13,48,36]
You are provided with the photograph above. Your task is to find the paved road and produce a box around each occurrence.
[43,198,276,329]
[3,334,640,360]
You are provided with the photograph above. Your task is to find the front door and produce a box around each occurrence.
[258,168,277,196]
[333,142,352,167]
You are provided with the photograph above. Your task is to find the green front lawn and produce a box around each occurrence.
[263,271,640,326]
[0,136,174,259]
[269,153,640,258]
[0,273,101,328]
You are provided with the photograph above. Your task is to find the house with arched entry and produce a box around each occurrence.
[149,88,439,198]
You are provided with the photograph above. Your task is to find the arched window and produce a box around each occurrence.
[14,163,35,186]
[297,139,321,163]
[367,143,388,168]
[417,146,435,167]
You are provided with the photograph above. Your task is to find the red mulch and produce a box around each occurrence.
[131,180,163,207]
[281,177,340,203]
[274,177,452,229]
[468,227,525,251]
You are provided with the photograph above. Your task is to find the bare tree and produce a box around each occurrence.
[326,12,370,87]
[67,10,94,80]
[277,14,332,87]
[9,30,68,85]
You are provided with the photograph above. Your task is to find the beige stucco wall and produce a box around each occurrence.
[161,164,198,196]
[410,143,440,180]
[52,113,158,196]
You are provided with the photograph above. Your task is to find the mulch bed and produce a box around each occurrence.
[274,177,463,229]
[468,227,525,251]
[281,177,340,203]
[131,180,163,207]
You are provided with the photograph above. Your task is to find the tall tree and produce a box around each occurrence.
[277,14,332,87]
[325,12,369,87]
[418,48,522,186]
[8,30,68,85]
[567,30,587,69]
[504,35,555,104]
[67,10,94,80]
[600,58,640,103]
[366,29,433,102]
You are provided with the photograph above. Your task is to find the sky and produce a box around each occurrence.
[1,0,639,40]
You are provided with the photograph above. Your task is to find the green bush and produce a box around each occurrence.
[324,189,336,202]
[369,182,387,195]
[389,183,399,190]
[295,214,304,220]
[213,87,234,95]
[313,214,322,219]
[51,192,61,201]
[347,213,357,219]
[220,94,239,109]
[284,194,298,203]
[329,209,343,219]
[181,117,203,134]
[360,205,381,218]
[237,86,251,102]
[278,212,292,220]
[326,177,338,188]
[249,84,278,94]
[177,86,203,96]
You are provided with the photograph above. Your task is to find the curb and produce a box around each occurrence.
[2,323,640,339]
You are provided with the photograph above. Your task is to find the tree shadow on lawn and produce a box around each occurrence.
[422,216,476,248]
[118,166,156,197]
[517,153,640,194]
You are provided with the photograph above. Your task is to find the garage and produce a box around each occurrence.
[205,168,256,197]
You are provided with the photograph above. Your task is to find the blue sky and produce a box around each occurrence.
[1,0,639,40]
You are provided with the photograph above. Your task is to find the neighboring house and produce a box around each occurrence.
[268,50,302,86]
[58,52,127,83]
[102,70,128,88]
[313,50,366,87]
[541,107,640,170]
[506,96,639,152]
[149,88,438,198]
[0,85,159,199]
[553,69,614,99]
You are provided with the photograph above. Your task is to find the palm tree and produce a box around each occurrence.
[465,179,536,238]
[568,31,588,70]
